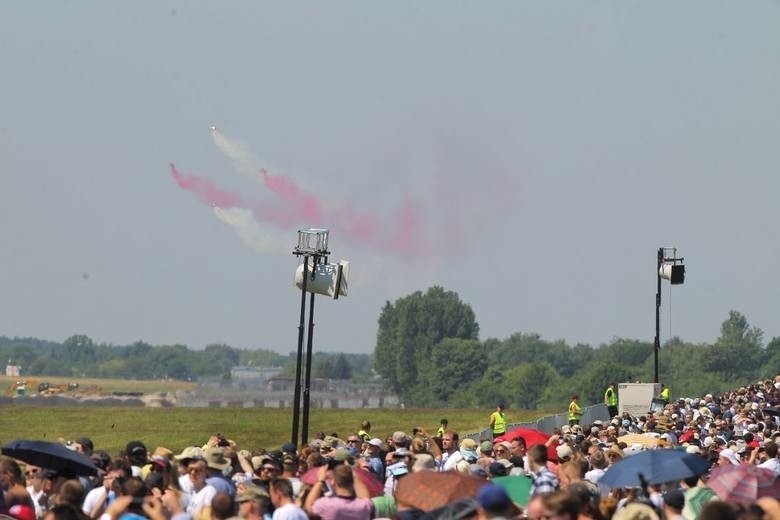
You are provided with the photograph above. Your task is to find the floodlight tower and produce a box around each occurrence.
[655,247,685,383]
[290,229,349,447]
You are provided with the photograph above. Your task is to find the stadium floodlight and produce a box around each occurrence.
[290,229,348,447]
[654,247,685,383]
[294,260,349,299]
[295,228,329,255]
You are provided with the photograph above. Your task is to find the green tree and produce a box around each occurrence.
[506,361,561,409]
[62,335,97,365]
[374,286,479,400]
[425,338,486,404]
[707,311,763,380]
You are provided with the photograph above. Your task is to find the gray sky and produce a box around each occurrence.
[2,1,779,355]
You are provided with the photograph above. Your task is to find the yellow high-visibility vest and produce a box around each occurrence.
[605,387,617,406]
[568,401,581,421]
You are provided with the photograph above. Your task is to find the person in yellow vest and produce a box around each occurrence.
[436,418,448,438]
[659,384,670,403]
[568,394,583,426]
[357,420,371,442]
[489,403,507,440]
[604,383,618,418]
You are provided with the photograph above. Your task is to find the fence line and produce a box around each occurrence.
[465,403,611,441]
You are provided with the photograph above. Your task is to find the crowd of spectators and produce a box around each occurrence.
[1,375,779,520]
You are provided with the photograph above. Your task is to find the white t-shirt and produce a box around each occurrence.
[272,503,308,520]
[82,486,111,516]
[186,485,216,517]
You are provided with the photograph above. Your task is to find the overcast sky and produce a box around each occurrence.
[2,1,778,356]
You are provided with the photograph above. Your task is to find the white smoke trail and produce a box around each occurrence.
[212,207,289,254]
[209,126,264,182]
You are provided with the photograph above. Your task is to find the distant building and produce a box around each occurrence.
[5,365,21,377]
[230,366,282,382]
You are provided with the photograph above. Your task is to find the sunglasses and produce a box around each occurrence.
[495,448,508,454]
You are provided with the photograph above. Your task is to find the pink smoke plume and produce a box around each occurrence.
[383,198,425,256]
[170,162,429,257]
[330,201,379,242]
[170,163,244,208]
[261,169,324,222]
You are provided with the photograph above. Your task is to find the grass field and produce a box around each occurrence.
[1,375,196,396]
[1,406,551,455]
[1,375,553,454]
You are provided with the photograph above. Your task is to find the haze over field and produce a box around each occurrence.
[1,2,779,354]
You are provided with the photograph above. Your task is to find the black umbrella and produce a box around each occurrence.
[763,406,780,417]
[1,439,99,476]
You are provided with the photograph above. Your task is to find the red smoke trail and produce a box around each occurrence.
[170,162,429,258]
[261,170,324,222]
[383,198,425,256]
[330,202,380,241]
[170,164,244,208]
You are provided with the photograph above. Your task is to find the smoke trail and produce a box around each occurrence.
[209,127,264,182]
[383,198,425,256]
[261,170,324,222]
[213,207,289,254]
[329,201,379,242]
[201,129,442,259]
[170,163,244,208]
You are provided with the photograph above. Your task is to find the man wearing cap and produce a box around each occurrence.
[124,441,148,478]
[204,447,236,497]
[235,485,271,520]
[174,447,203,495]
[268,478,306,520]
[717,448,740,466]
[364,439,384,477]
[664,489,685,520]
[185,459,217,518]
[476,483,514,518]
[279,455,301,499]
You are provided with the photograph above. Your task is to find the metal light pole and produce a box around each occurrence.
[291,229,347,448]
[654,247,685,383]
[290,254,309,447]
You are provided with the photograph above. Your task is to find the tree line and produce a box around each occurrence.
[0,336,372,383]
[373,286,780,409]
[4,285,778,410]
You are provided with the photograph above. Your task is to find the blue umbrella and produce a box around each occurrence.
[599,449,709,488]
[1,439,99,476]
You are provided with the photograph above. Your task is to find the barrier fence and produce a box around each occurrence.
[465,403,611,441]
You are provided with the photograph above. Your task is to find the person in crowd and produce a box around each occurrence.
[436,419,448,438]
[186,459,216,518]
[24,465,47,520]
[488,403,507,440]
[357,421,371,443]
[528,444,559,496]
[604,383,618,418]
[268,478,306,520]
[235,486,270,520]
[82,459,130,519]
[303,464,372,520]
[568,395,583,426]
[0,457,35,510]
